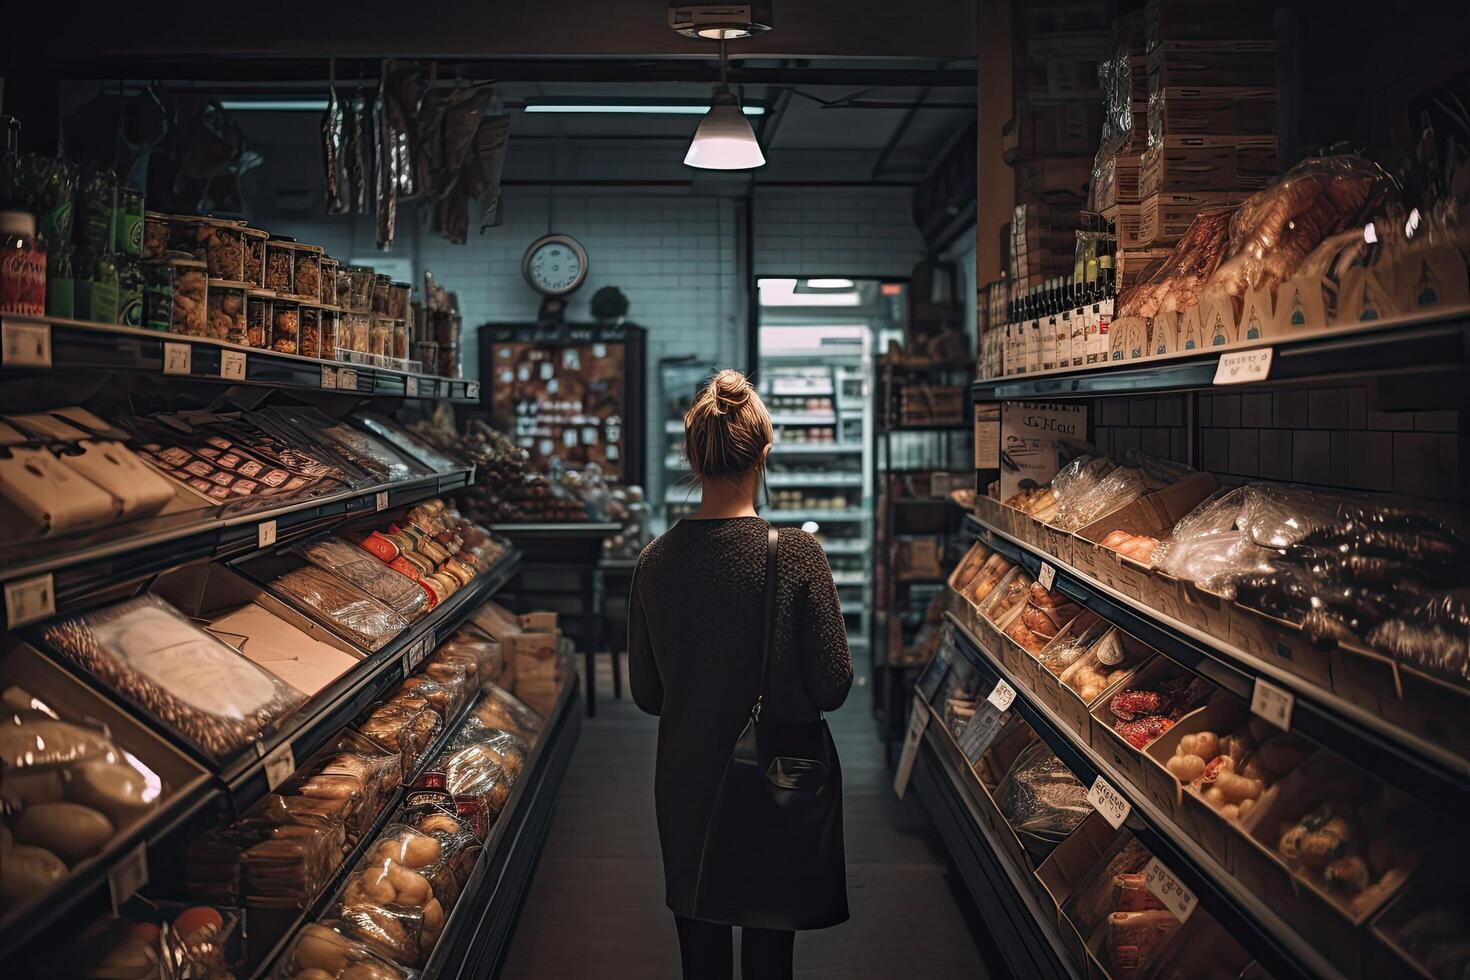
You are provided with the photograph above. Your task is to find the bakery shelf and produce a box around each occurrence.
[0,315,481,403]
[765,471,864,487]
[764,508,867,523]
[0,468,474,628]
[965,512,1470,813]
[420,672,581,978]
[946,612,1335,980]
[769,412,838,426]
[972,311,1468,401]
[769,441,864,455]
[911,700,1082,980]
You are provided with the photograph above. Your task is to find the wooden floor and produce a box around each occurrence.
[500,662,996,979]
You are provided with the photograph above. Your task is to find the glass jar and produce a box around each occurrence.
[413,340,439,377]
[166,257,209,337]
[318,305,340,360]
[344,265,374,312]
[166,216,204,260]
[264,239,295,294]
[388,280,411,320]
[208,280,249,344]
[438,344,460,379]
[372,273,391,315]
[343,311,370,354]
[142,211,170,260]
[319,255,340,305]
[271,296,300,354]
[391,318,409,360]
[242,227,268,287]
[293,243,324,301]
[370,315,393,361]
[299,303,323,358]
[0,211,47,317]
[195,218,245,281]
[246,289,274,349]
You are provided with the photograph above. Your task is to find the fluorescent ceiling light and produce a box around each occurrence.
[526,103,763,115]
[758,279,858,306]
[805,278,855,289]
[684,87,765,170]
[220,100,329,112]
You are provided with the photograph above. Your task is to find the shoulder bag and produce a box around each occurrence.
[691,527,849,930]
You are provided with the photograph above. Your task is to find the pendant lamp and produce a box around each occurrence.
[684,41,765,170]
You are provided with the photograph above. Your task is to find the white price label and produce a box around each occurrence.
[220,349,247,380]
[257,520,277,548]
[108,844,149,914]
[338,368,358,391]
[162,342,192,375]
[1213,347,1274,385]
[987,678,1018,712]
[1143,857,1198,923]
[466,381,481,400]
[375,491,389,512]
[893,696,931,799]
[321,365,337,389]
[1038,562,1057,591]
[1,320,52,368]
[1250,677,1295,730]
[957,703,1005,765]
[1087,775,1132,830]
[4,573,56,628]
[263,741,296,790]
[406,376,419,397]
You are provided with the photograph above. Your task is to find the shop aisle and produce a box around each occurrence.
[501,665,995,979]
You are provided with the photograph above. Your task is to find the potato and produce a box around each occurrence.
[1,845,67,905]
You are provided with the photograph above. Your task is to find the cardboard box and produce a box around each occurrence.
[963,713,1041,874]
[1376,655,1470,764]
[1030,613,1105,715]
[1199,286,1241,348]
[1227,604,1332,690]
[1138,695,1250,869]
[1139,136,1279,198]
[1367,864,1464,980]
[1065,633,1155,750]
[1147,40,1278,89]
[1114,247,1172,290]
[1103,203,1144,250]
[1035,813,1123,964]
[1389,243,1470,317]
[1088,655,1212,786]
[1139,192,1244,245]
[1074,473,1218,596]
[519,611,559,634]
[1145,0,1277,46]
[1096,152,1142,209]
[1108,314,1150,362]
[471,600,524,641]
[1005,101,1106,161]
[1147,87,1279,142]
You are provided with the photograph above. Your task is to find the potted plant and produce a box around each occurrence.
[590,285,629,324]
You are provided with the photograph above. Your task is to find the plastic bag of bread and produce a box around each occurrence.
[272,920,411,979]
[396,676,455,717]
[1117,209,1233,318]
[367,821,477,912]
[296,741,400,843]
[441,743,513,815]
[243,821,346,908]
[473,685,545,745]
[962,553,1012,608]
[1038,615,1106,678]
[40,594,307,764]
[1054,465,1150,531]
[451,727,528,781]
[339,855,442,965]
[298,536,430,621]
[981,570,1033,626]
[421,654,478,708]
[357,695,443,775]
[271,566,409,652]
[1207,154,1385,299]
[995,741,1093,857]
[439,625,501,680]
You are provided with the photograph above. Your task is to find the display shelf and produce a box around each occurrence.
[421,674,581,978]
[911,702,1081,980]
[0,548,519,966]
[765,471,864,487]
[972,312,1467,402]
[764,508,867,523]
[769,441,863,455]
[0,315,480,402]
[769,412,838,425]
[0,469,473,627]
[816,538,868,555]
[965,513,1470,813]
[831,571,866,587]
[945,612,1332,980]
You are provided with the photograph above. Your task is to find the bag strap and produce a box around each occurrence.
[753,526,779,718]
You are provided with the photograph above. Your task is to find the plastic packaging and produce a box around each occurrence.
[41,594,306,763]
[166,257,209,336]
[441,743,513,814]
[242,227,268,287]
[389,281,411,320]
[246,288,274,349]
[373,274,393,315]
[142,211,170,260]
[1054,465,1149,531]
[995,741,1093,855]
[271,566,409,651]
[358,695,442,773]
[1060,628,1149,704]
[451,727,528,780]
[272,296,301,354]
[195,218,246,281]
[1367,592,1470,685]
[319,305,341,360]
[344,311,372,354]
[294,243,325,301]
[344,266,375,313]
[265,240,295,294]
[298,536,429,620]
[1038,613,1106,678]
[371,316,394,361]
[272,920,412,979]
[208,279,249,344]
[1117,208,1233,318]
[320,255,341,305]
[1151,488,1278,596]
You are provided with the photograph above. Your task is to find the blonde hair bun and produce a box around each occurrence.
[684,369,773,482]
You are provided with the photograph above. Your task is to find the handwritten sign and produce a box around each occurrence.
[1251,677,1295,730]
[1087,775,1132,829]
[1144,857,1198,923]
[1213,347,1273,385]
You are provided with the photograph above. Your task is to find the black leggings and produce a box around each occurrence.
[674,914,795,980]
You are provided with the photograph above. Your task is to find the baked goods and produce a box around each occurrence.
[983,571,1033,625]
[1099,530,1160,564]
[1007,583,1084,654]
[278,921,410,980]
[451,727,528,781]
[358,695,443,774]
[41,595,306,762]
[298,537,430,621]
[272,566,409,652]
[441,743,512,814]
[1,845,68,906]
[963,553,1013,607]
[472,686,545,744]
[1107,671,1214,749]
[1166,718,1313,822]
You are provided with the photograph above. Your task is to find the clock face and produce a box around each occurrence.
[523,235,588,296]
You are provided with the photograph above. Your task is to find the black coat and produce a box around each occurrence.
[628,518,853,922]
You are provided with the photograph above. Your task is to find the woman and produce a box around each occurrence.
[628,370,853,980]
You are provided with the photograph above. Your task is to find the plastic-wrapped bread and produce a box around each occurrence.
[451,727,528,781]
[298,537,429,620]
[357,695,442,775]
[1117,209,1233,318]
[41,595,307,763]
[273,920,412,979]
[442,744,512,814]
[472,686,544,745]
[339,856,434,965]
[271,566,409,652]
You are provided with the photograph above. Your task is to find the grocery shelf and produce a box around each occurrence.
[0,548,520,966]
[972,312,1468,401]
[764,508,867,523]
[0,315,480,402]
[965,513,1470,813]
[831,571,866,586]
[816,538,869,555]
[0,469,475,627]
[422,675,581,978]
[765,471,863,487]
[769,441,864,455]
[769,412,838,425]
[946,613,1333,980]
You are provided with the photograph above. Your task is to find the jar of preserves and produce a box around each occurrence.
[242,227,268,287]
[372,273,391,315]
[370,315,393,360]
[292,243,324,301]
[245,289,274,349]
[166,256,209,336]
[272,296,300,354]
[208,280,249,344]
[195,218,245,281]
[264,239,295,294]
[344,265,374,312]
[388,280,411,320]
[319,255,340,305]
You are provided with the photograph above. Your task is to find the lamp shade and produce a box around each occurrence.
[684,90,765,170]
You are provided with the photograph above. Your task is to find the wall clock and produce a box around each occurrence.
[523,234,589,296]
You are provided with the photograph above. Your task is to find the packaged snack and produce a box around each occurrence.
[165,257,209,337]
[207,279,249,344]
[273,920,412,979]
[298,536,430,620]
[451,726,528,780]
[195,218,246,281]
[271,566,409,652]
[242,227,268,287]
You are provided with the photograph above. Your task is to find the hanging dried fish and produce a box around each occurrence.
[322,71,348,215]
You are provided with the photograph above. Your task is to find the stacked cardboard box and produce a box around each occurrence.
[1010,203,1080,285]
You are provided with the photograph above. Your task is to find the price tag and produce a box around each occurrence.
[893,696,930,799]
[220,349,247,380]
[957,703,1005,765]
[4,573,56,628]
[1213,347,1273,385]
[257,520,277,548]
[108,844,149,914]
[1143,857,1198,923]
[916,646,951,703]
[401,636,432,676]
[1038,562,1057,591]
[375,491,389,512]
[1,320,52,368]
[1250,677,1295,730]
[338,368,358,391]
[1087,775,1132,830]
[466,381,480,400]
[406,375,419,397]
[987,678,1018,712]
[263,741,296,790]
[162,342,192,375]
[321,365,337,389]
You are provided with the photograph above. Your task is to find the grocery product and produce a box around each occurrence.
[271,566,409,652]
[983,570,1033,625]
[1164,717,1314,822]
[297,536,430,621]
[1060,627,1149,703]
[1098,530,1160,564]
[207,279,248,344]
[963,553,1013,607]
[275,921,411,979]
[995,740,1094,856]
[1105,669,1213,749]
[195,218,246,281]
